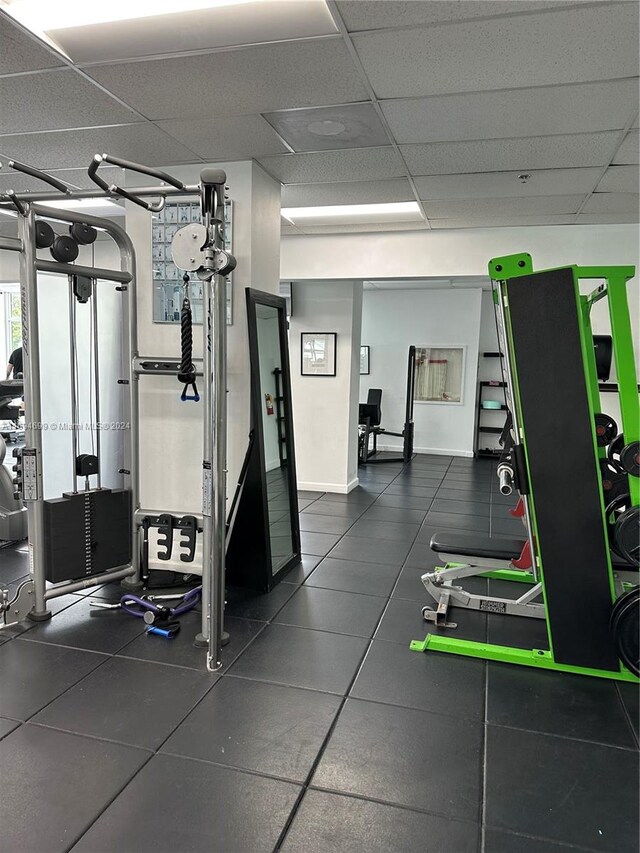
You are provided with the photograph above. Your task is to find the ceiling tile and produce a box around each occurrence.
[0,15,63,75]
[263,103,389,153]
[582,192,639,214]
[336,0,586,31]
[577,212,639,224]
[401,132,619,175]
[49,1,337,63]
[596,165,640,193]
[259,147,405,183]
[0,69,139,135]
[352,4,639,98]
[381,79,638,145]
[295,221,429,234]
[430,214,577,228]
[415,168,601,200]
[0,124,199,170]
[282,178,413,207]
[613,130,639,164]
[424,195,585,219]
[156,115,287,160]
[85,39,368,121]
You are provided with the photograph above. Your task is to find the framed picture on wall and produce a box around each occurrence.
[414,346,466,404]
[301,332,337,376]
[360,345,370,375]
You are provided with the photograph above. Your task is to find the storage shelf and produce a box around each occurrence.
[478,403,508,411]
[480,380,507,388]
[482,352,503,358]
[478,426,504,434]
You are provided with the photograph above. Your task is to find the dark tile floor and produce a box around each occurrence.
[0,453,638,853]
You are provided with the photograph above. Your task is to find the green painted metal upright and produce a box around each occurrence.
[411,254,639,682]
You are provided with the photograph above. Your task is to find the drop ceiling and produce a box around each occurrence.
[0,0,637,233]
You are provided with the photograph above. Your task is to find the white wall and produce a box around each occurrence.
[128,161,281,515]
[281,223,640,285]
[289,280,363,492]
[360,287,482,457]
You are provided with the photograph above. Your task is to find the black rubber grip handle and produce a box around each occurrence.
[100,154,185,190]
[88,154,168,212]
[9,160,71,194]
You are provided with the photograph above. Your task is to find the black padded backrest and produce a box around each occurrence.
[365,389,382,426]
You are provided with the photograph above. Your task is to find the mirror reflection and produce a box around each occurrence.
[255,303,294,574]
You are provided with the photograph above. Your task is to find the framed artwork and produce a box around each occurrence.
[360,345,370,375]
[414,346,466,404]
[301,332,337,377]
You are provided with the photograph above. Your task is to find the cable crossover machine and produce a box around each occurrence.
[0,154,235,671]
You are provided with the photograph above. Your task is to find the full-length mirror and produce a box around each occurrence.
[226,289,300,591]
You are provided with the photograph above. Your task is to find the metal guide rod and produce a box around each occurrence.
[44,566,135,599]
[0,184,200,206]
[37,259,131,284]
[68,279,79,493]
[493,280,539,584]
[18,208,49,619]
[92,284,102,489]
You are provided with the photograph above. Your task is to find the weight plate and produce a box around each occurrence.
[604,493,631,560]
[171,223,207,272]
[620,442,640,478]
[613,506,640,567]
[69,222,97,245]
[610,586,639,677]
[34,220,54,249]
[608,434,625,471]
[594,413,618,447]
[599,459,628,502]
[50,234,79,263]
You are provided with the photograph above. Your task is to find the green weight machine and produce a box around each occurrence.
[412,253,639,682]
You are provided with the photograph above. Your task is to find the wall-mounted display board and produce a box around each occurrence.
[152,199,233,325]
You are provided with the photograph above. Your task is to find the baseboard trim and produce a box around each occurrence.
[375,442,474,458]
[298,477,359,494]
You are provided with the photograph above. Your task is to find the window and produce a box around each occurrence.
[414,346,465,404]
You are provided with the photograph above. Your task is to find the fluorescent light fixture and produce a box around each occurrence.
[281,202,421,222]
[0,0,266,31]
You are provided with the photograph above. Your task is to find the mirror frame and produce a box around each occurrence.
[227,288,301,590]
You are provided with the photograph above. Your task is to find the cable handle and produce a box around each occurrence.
[178,274,200,402]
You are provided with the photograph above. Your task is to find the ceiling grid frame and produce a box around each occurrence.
[325,0,430,228]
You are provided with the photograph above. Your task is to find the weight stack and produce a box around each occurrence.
[43,488,131,583]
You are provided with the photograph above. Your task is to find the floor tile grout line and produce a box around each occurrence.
[614,681,640,750]
[272,456,433,853]
[480,659,489,853]
[306,783,485,829]
[484,718,640,753]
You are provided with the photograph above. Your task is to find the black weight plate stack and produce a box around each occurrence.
[69,222,97,245]
[605,493,631,560]
[594,413,618,447]
[608,434,625,471]
[620,442,640,478]
[50,234,79,263]
[35,220,55,249]
[599,458,628,503]
[613,506,640,567]
[610,586,639,677]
